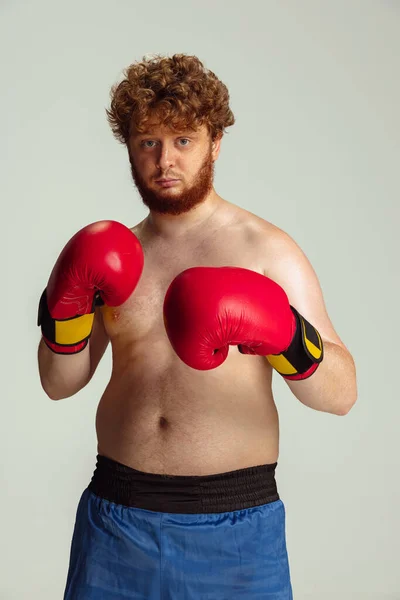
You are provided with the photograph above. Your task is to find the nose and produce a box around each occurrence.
[156,141,176,172]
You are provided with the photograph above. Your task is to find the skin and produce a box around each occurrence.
[90,118,357,476]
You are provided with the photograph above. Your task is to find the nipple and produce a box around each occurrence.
[103,305,120,322]
[111,309,120,322]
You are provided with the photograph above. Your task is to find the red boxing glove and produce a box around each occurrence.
[38,220,144,354]
[163,266,323,380]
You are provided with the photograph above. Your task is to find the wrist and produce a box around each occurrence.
[266,306,324,380]
[37,288,96,354]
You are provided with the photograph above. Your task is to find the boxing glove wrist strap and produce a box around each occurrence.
[37,288,102,354]
[266,306,324,381]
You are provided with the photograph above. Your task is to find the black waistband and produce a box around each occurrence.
[88,454,280,514]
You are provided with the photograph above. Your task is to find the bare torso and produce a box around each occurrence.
[96,200,280,475]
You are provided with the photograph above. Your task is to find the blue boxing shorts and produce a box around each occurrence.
[63,455,293,599]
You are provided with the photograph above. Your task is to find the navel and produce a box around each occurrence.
[159,416,169,429]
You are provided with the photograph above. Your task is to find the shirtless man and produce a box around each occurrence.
[37,54,357,599]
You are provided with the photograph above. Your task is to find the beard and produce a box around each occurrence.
[128,147,215,216]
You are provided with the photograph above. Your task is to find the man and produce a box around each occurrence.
[38,54,357,599]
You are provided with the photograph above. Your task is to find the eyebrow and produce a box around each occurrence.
[137,131,199,138]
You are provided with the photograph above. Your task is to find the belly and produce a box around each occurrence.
[95,342,279,476]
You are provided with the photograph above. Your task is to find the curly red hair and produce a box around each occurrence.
[106,54,235,145]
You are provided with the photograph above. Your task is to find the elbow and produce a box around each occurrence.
[40,380,85,401]
[336,374,358,416]
[336,393,358,416]
[46,390,67,401]
[42,386,69,401]
[39,377,60,401]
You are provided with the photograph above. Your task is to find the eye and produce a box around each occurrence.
[179,138,190,146]
[141,140,156,148]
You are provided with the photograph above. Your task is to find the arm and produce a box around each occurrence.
[38,305,110,400]
[263,228,357,415]
[37,220,143,400]
[284,341,356,415]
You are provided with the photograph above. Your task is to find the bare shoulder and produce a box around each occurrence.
[228,206,304,259]
[242,211,348,348]
[130,218,146,236]
[227,204,283,244]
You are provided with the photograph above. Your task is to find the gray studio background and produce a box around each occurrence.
[1,1,398,598]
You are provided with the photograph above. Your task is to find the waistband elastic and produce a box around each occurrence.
[88,454,280,514]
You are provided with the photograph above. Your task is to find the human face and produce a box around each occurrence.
[128,123,219,216]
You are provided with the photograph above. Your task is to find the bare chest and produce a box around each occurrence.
[102,220,264,343]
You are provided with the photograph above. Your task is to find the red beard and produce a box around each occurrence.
[129,149,215,216]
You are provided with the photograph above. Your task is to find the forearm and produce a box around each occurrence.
[38,337,91,400]
[284,342,357,415]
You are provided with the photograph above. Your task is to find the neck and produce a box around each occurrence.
[145,190,225,239]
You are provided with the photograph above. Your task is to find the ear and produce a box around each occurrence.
[211,134,223,161]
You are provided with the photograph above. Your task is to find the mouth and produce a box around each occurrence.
[155,179,179,183]
[155,179,180,188]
